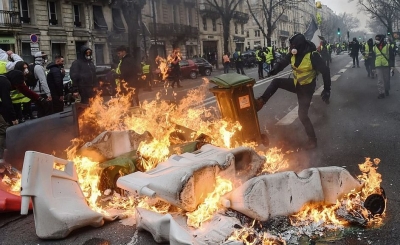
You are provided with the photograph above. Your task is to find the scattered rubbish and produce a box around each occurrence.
[20,151,104,239]
[117,144,264,211]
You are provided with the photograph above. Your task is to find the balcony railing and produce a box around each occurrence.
[0,10,22,28]
[279,30,290,37]
[150,23,198,38]
[199,3,220,19]
[233,11,249,24]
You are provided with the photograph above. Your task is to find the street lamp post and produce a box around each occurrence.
[152,0,158,57]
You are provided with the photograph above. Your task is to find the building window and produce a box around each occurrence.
[93,5,108,30]
[48,1,59,26]
[172,5,178,24]
[212,19,216,31]
[241,24,244,35]
[19,0,30,23]
[73,4,83,27]
[202,17,207,31]
[255,30,261,37]
[21,42,34,64]
[247,31,249,38]
[234,23,238,34]
[94,44,105,65]
[112,8,125,32]
[51,43,65,62]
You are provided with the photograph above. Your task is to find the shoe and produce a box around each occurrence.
[352,66,355,68]
[385,90,389,96]
[304,138,317,150]
[378,94,385,99]
[254,97,265,112]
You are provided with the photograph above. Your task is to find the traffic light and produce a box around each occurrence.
[387,29,391,36]
[337,28,341,35]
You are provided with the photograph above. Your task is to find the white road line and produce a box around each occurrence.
[331,74,341,81]
[314,86,324,96]
[345,64,352,68]
[276,106,299,125]
[339,69,347,73]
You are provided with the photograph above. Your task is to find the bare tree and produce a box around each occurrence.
[110,0,146,64]
[339,13,361,32]
[366,18,386,34]
[351,0,397,38]
[319,15,341,42]
[246,0,301,46]
[204,0,244,54]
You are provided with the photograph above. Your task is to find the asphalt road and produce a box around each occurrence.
[1,53,400,245]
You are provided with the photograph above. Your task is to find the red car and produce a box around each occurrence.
[167,59,199,80]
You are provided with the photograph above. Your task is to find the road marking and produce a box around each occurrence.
[339,69,347,73]
[331,74,341,81]
[276,106,299,125]
[396,67,400,74]
[345,64,352,68]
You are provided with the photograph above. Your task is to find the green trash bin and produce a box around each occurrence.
[209,73,268,146]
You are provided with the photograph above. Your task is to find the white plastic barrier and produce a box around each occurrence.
[20,151,104,239]
[117,144,265,211]
[136,208,240,245]
[222,166,363,221]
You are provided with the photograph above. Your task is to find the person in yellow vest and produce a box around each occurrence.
[373,34,395,98]
[362,38,375,78]
[141,59,152,92]
[255,46,266,79]
[255,33,331,150]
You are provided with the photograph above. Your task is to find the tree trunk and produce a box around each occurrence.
[223,18,230,54]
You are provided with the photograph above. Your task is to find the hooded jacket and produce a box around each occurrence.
[119,53,140,88]
[46,62,64,97]
[70,46,97,89]
[0,48,23,72]
[32,57,51,96]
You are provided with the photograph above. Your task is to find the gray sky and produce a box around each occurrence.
[319,0,368,31]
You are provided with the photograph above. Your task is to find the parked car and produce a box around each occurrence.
[190,58,213,76]
[167,59,199,80]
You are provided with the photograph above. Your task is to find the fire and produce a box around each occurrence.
[186,176,233,228]
[228,222,286,245]
[290,157,384,229]
[259,148,289,174]
[1,174,21,195]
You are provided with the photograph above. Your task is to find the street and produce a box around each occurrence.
[1,53,400,245]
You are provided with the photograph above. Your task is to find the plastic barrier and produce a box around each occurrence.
[0,188,32,212]
[20,151,104,239]
[117,144,265,211]
[222,166,363,221]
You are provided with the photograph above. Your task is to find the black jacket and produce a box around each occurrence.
[273,43,331,91]
[70,46,97,89]
[0,75,16,123]
[46,62,64,97]
[119,54,140,88]
[350,41,360,55]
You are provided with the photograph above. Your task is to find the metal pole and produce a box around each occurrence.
[152,0,158,57]
[141,13,147,59]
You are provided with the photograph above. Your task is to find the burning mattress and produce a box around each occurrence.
[117,144,265,211]
[222,166,363,221]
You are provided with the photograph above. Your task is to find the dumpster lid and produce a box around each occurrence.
[210,74,255,88]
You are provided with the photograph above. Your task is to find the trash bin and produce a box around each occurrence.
[209,73,268,146]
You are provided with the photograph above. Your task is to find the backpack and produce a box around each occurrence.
[0,61,7,74]
[25,63,38,88]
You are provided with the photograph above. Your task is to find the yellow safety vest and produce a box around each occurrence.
[374,45,389,67]
[255,50,262,62]
[266,47,274,64]
[291,52,317,86]
[10,90,31,104]
[363,44,371,59]
[0,61,7,74]
[115,59,122,86]
[142,64,150,74]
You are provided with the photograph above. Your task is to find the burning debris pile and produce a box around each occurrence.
[0,76,386,244]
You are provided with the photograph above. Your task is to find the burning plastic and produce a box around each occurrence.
[117,144,265,212]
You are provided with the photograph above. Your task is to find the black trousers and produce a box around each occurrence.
[258,62,264,78]
[352,54,359,66]
[365,59,374,76]
[52,95,64,113]
[236,61,245,75]
[37,94,53,118]
[260,78,317,139]
[78,86,95,104]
